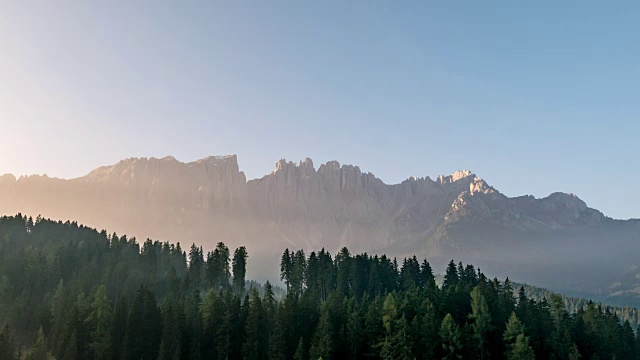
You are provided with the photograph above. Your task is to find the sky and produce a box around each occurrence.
[0,1,639,219]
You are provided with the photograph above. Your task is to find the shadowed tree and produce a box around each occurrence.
[503,312,534,360]
[0,324,18,360]
[310,308,333,360]
[88,285,113,360]
[294,337,306,360]
[440,314,462,360]
[233,246,248,295]
[26,326,52,360]
[469,286,492,360]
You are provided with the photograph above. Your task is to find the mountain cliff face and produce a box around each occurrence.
[1,155,639,301]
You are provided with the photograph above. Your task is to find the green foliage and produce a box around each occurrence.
[0,324,18,360]
[0,214,639,360]
[233,246,248,295]
[294,337,305,360]
[440,313,462,360]
[88,285,113,360]
[309,308,332,360]
[503,313,534,360]
[469,286,493,359]
[25,327,52,360]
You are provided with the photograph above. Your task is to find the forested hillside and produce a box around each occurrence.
[5,156,640,307]
[514,282,640,331]
[1,214,639,360]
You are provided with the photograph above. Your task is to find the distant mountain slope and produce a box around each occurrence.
[514,282,640,329]
[1,155,639,304]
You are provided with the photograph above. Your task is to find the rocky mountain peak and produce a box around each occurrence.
[437,170,475,185]
[0,174,17,184]
[0,154,620,262]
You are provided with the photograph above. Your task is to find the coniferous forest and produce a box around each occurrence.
[2,214,640,360]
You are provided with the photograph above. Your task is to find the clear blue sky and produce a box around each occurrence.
[1,1,638,219]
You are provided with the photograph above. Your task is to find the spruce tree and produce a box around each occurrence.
[294,337,306,360]
[503,312,534,360]
[346,309,362,360]
[0,324,17,360]
[280,249,293,292]
[188,244,205,289]
[26,326,51,360]
[440,313,462,360]
[158,301,183,360]
[211,242,231,289]
[380,315,413,360]
[310,308,333,360]
[243,288,265,360]
[469,286,492,359]
[110,295,128,360]
[568,343,581,360]
[88,285,113,360]
[269,310,286,360]
[232,246,248,295]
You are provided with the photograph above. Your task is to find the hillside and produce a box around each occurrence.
[1,155,639,304]
[0,214,638,360]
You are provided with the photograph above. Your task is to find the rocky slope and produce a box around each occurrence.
[1,155,639,301]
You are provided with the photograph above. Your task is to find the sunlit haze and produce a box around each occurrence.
[1,1,639,219]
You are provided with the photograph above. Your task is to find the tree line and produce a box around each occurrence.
[513,282,640,331]
[1,214,640,359]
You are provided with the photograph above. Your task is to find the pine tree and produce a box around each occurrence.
[420,259,437,293]
[49,279,66,355]
[469,286,492,359]
[440,313,462,360]
[509,334,536,360]
[232,246,248,295]
[346,309,362,360]
[243,288,265,360]
[185,288,203,360]
[264,281,276,322]
[88,285,113,360]
[61,331,78,360]
[26,326,51,360]
[568,343,581,360]
[110,295,128,360]
[201,289,223,359]
[294,337,306,360]
[380,315,413,360]
[269,310,286,360]
[442,261,459,291]
[363,297,384,358]
[280,249,293,292]
[503,312,534,360]
[335,247,352,297]
[291,250,307,296]
[318,249,334,302]
[382,293,398,333]
[188,244,205,289]
[210,242,231,289]
[0,324,17,360]
[310,308,333,360]
[306,252,321,298]
[124,285,161,360]
[158,300,184,360]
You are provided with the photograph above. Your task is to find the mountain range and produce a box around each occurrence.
[2,155,639,305]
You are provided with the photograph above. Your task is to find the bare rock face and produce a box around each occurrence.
[0,155,626,279]
[0,156,612,252]
[4,155,640,302]
[83,155,247,211]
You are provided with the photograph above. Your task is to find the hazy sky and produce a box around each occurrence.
[1,1,639,219]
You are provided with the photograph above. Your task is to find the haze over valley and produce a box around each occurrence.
[3,2,640,359]
[3,155,639,305]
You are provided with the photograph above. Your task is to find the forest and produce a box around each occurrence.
[1,214,640,360]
